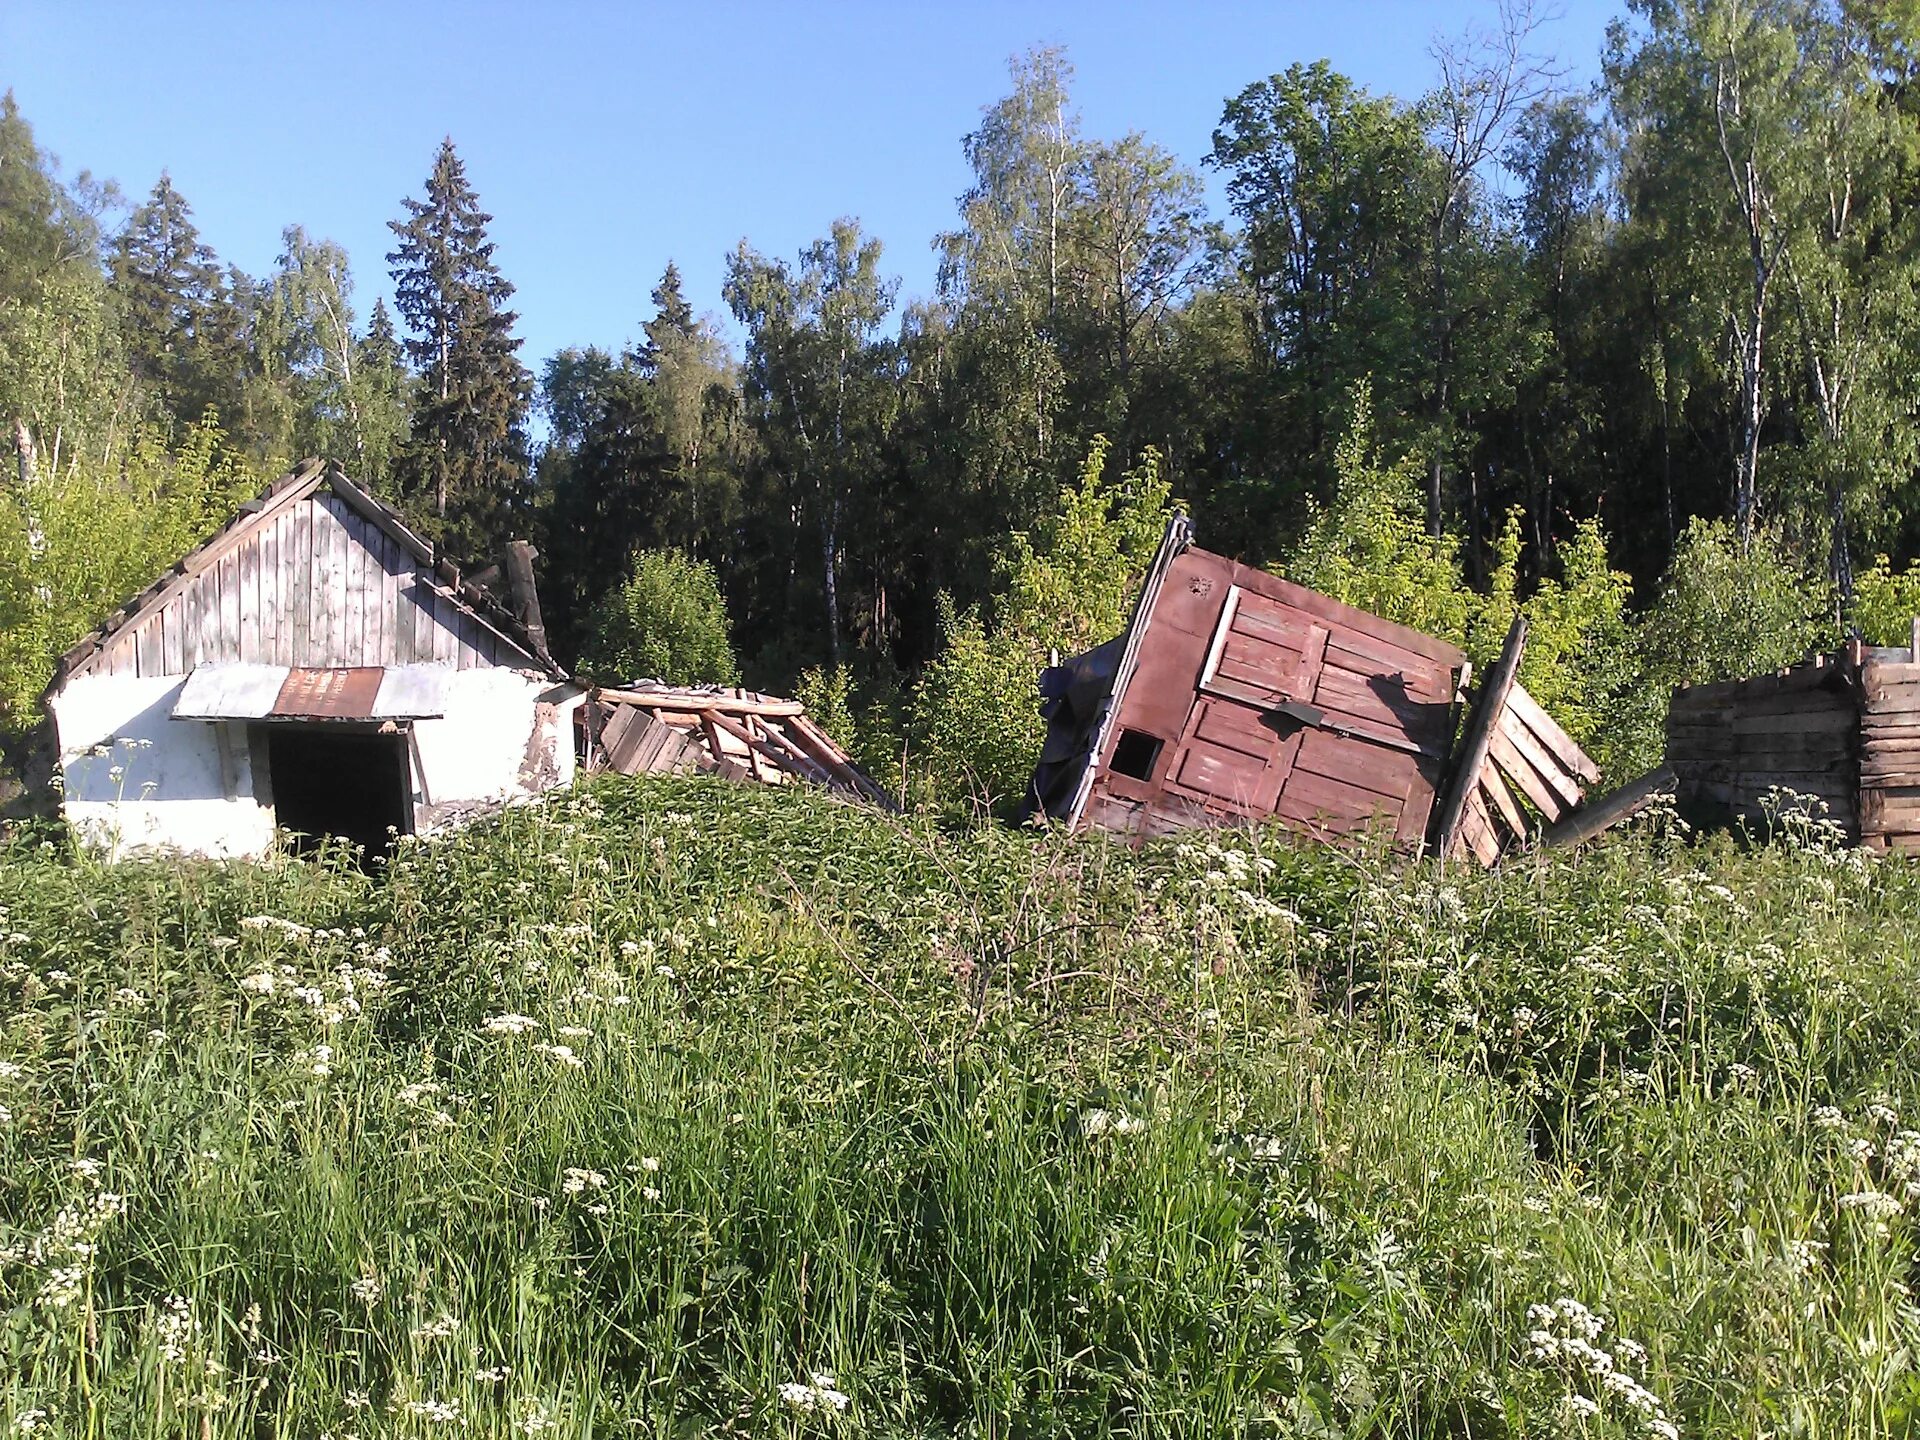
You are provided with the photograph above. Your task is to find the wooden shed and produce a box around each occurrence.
[1027,518,1606,862]
[1029,516,1463,846]
[1667,638,1920,852]
[43,458,585,859]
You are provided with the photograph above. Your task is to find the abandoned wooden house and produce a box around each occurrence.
[1666,637,1920,852]
[1026,517,1605,863]
[44,458,585,858]
[581,685,893,806]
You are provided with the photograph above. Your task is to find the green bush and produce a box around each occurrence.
[906,437,1173,817]
[581,547,740,686]
[1850,554,1920,647]
[1283,382,1474,646]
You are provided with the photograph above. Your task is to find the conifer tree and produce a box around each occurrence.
[108,173,244,427]
[635,260,694,375]
[354,298,409,491]
[385,138,531,559]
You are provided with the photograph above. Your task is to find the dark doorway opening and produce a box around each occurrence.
[266,726,412,861]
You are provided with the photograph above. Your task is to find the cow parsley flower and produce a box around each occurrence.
[778,1372,850,1413]
[482,1014,540,1036]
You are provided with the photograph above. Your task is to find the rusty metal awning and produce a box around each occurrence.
[172,664,449,722]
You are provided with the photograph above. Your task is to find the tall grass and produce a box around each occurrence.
[2,780,1918,1436]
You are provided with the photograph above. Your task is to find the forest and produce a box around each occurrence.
[9,0,1920,805]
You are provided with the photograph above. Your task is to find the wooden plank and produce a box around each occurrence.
[217,550,241,661]
[1308,665,1454,757]
[1489,725,1569,822]
[1461,789,1502,866]
[367,531,389,664]
[1498,707,1584,809]
[1321,629,1457,702]
[1673,662,1851,708]
[1435,614,1527,860]
[1233,567,1466,667]
[286,503,308,664]
[1543,766,1678,848]
[1505,683,1600,785]
[342,511,369,665]
[1479,764,1529,841]
[1289,729,1421,808]
[161,602,183,675]
[1277,767,1400,831]
[238,532,260,663]
[133,618,158,678]
[392,552,416,665]
[279,509,299,663]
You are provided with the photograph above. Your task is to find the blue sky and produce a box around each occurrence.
[4,1,1621,372]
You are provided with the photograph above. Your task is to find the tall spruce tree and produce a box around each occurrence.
[385,138,531,560]
[108,173,245,429]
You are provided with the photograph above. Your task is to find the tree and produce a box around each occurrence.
[386,138,532,559]
[108,173,247,432]
[1209,62,1436,537]
[581,547,740,686]
[1774,3,1920,604]
[1609,0,1806,545]
[354,297,409,489]
[726,220,899,667]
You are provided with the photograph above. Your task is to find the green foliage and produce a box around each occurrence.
[386,139,532,562]
[580,548,739,687]
[5,778,1920,1434]
[1283,384,1474,646]
[0,411,258,743]
[1850,554,1920,646]
[794,661,903,793]
[1473,509,1639,774]
[1597,517,1838,776]
[907,437,1173,816]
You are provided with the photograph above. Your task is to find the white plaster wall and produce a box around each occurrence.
[49,666,586,857]
[48,674,275,858]
[407,669,585,826]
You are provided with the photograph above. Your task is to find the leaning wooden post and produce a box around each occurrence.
[1433,613,1528,863]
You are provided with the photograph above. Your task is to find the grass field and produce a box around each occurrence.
[3,778,1919,1437]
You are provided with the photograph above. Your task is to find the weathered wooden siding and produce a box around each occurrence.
[1079,549,1463,849]
[1859,654,1920,854]
[1666,662,1861,841]
[86,493,529,680]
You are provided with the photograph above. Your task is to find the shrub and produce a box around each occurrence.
[581,547,740,686]
[906,437,1173,817]
[1850,554,1920,647]
[1282,382,1474,647]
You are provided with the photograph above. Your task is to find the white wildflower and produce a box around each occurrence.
[1840,1190,1903,1222]
[532,1042,584,1069]
[404,1398,460,1423]
[778,1372,851,1413]
[411,1312,460,1342]
[481,1013,540,1036]
[350,1273,383,1306]
[562,1167,607,1195]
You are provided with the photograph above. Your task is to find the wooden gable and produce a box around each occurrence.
[54,461,550,686]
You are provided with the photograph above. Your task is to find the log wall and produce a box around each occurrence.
[1666,661,1861,841]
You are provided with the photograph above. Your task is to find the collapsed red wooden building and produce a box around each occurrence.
[1026,518,1612,863]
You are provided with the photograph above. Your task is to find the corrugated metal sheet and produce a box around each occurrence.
[171,664,450,721]
[275,667,385,719]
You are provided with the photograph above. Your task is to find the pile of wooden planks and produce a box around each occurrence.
[582,686,895,808]
[1435,617,1609,865]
